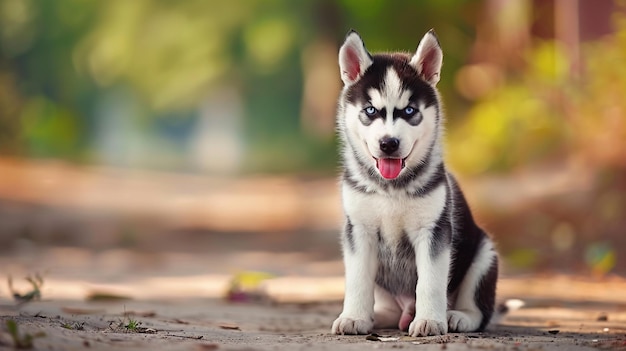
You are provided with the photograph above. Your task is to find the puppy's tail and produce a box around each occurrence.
[490,299,525,326]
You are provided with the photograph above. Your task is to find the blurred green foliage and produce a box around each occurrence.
[1,0,624,176]
[0,0,475,173]
[448,11,626,175]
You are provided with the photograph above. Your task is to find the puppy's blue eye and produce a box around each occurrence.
[364,106,377,116]
[404,106,415,115]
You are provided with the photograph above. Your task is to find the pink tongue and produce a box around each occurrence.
[377,158,403,179]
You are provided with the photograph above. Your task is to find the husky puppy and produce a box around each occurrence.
[331,30,498,337]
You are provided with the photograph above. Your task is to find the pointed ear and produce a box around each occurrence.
[409,29,443,85]
[338,30,373,86]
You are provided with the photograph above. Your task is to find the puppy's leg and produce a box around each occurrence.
[373,285,401,329]
[448,239,498,332]
[408,229,450,337]
[332,222,377,335]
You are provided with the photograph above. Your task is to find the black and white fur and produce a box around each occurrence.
[331,30,498,337]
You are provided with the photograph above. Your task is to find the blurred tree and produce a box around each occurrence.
[0,0,483,173]
[450,3,626,275]
[0,70,22,153]
[448,4,626,175]
[0,0,98,158]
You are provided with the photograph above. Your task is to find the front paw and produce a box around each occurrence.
[447,310,480,332]
[331,316,373,335]
[408,318,447,337]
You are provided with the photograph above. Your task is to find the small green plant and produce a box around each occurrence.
[109,317,151,333]
[107,306,156,334]
[8,273,44,304]
[6,320,46,349]
[125,318,141,332]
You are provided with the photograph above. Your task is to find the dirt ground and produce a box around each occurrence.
[1,274,626,351]
[1,234,625,351]
[1,161,625,350]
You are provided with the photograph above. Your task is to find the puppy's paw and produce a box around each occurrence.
[447,310,479,332]
[408,318,447,337]
[331,316,373,335]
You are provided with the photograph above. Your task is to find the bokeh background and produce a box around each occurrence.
[1,0,625,294]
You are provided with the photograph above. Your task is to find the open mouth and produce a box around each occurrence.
[374,157,406,180]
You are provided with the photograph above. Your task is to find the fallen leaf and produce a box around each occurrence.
[219,323,240,331]
[378,337,399,342]
[196,344,219,350]
[365,334,380,341]
[170,334,204,340]
[86,291,132,302]
[131,327,157,334]
[62,307,106,315]
[226,271,275,302]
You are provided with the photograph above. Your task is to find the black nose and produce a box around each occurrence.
[379,137,400,155]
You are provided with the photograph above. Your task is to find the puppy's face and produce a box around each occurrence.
[338,31,443,180]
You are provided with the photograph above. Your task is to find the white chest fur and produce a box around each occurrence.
[342,183,447,241]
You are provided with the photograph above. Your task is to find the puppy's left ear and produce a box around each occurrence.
[410,29,443,85]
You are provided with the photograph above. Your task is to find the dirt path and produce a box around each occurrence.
[0,159,625,349]
[1,276,626,351]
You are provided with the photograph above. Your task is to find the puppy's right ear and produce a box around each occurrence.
[338,30,373,86]
[410,29,443,85]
